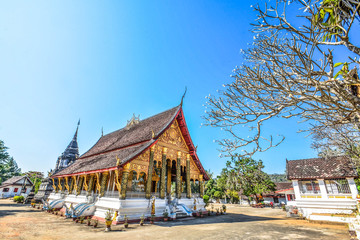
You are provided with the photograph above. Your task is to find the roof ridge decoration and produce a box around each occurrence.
[126,114,140,130]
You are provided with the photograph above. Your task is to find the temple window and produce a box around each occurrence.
[14,188,18,192]
[325,179,351,194]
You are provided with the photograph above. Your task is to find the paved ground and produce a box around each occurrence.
[0,199,350,240]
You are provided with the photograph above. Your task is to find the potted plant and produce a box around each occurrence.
[79,216,85,224]
[216,208,220,216]
[31,199,36,208]
[220,209,223,215]
[93,219,98,228]
[105,209,113,231]
[124,215,129,228]
[293,207,298,214]
[87,217,91,226]
[140,215,145,226]
[150,214,155,224]
[163,210,169,221]
[222,204,226,214]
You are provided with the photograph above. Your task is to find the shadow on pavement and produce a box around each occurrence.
[0,201,36,218]
[155,213,283,227]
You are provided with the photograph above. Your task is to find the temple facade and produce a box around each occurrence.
[48,105,208,222]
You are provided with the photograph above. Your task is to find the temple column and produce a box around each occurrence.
[58,177,64,193]
[69,177,74,194]
[87,174,94,196]
[121,165,130,199]
[100,171,109,197]
[186,154,191,198]
[52,178,58,193]
[160,147,167,199]
[145,146,155,199]
[199,174,204,198]
[76,176,83,196]
[64,177,69,192]
[167,160,171,195]
[176,152,181,198]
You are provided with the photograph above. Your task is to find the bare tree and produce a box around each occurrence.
[204,0,360,157]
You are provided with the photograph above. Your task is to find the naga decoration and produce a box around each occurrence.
[151,196,156,215]
[114,169,122,198]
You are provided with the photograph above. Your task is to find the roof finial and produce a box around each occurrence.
[101,127,103,137]
[180,87,187,106]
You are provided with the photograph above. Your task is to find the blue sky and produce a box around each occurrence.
[0,1,318,176]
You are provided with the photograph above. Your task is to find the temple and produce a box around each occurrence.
[33,122,80,203]
[47,104,209,222]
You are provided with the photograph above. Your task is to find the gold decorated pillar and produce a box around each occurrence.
[186,154,191,198]
[100,171,109,197]
[76,176,83,196]
[145,146,155,199]
[167,160,171,195]
[199,174,204,198]
[64,177,70,192]
[52,178,58,193]
[121,165,130,199]
[69,176,74,194]
[160,147,167,199]
[58,177,64,193]
[176,151,181,199]
[87,174,95,196]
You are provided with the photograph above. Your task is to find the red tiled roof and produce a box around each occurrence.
[286,156,358,180]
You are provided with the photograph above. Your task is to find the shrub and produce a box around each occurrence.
[13,196,24,203]
[203,195,210,207]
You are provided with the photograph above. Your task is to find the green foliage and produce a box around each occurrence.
[0,140,22,184]
[221,155,275,203]
[268,173,289,183]
[28,174,43,194]
[13,195,24,203]
[213,191,223,199]
[203,194,210,204]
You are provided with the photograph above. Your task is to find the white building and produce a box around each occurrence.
[263,182,295,206]
[287,156,358,223]
[0,176,33,198]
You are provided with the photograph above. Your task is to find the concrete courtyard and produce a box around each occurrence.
[0,199,350,240]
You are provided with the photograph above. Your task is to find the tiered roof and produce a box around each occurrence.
[286,156,358,180]
[52,105,208,180]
